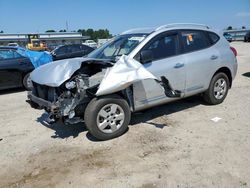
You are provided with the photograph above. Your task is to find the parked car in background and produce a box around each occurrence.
[244,32,250,42]
[223,32,232,42]
[51,44,94,61]
[83,40,98,48]
[28,24,238,140]
[97,38,112,48]
[7,43,19,47]
[0,46,34,90]
[47,44,61,52]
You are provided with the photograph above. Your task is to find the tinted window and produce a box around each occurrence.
[208,32,220,44]
[69,45,81,53]
[13,51,22,58]
[81,45,93,53]
[143,34,178,61]
[55,46,68,55]
[0,50,15,60]
[181,30,209,53]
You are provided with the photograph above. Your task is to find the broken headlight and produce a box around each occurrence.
[65,81,76,89]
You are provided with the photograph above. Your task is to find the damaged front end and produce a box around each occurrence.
[28,55,182,125]
[28,58,112,124]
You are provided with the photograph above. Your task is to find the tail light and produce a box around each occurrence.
[230,47,237,57]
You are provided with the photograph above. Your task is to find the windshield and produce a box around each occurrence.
[87,34,147,61]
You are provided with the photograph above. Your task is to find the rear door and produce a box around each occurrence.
[180,30,220,95]
[133,31,186,107]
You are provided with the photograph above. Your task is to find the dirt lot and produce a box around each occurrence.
[0,42,250,188]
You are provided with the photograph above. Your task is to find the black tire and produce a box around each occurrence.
[203,72,229,105]
[23,73,32,90]
[84,94,131,140]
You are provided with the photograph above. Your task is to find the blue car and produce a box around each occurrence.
[0,46,52,90]
[223,32,233,42]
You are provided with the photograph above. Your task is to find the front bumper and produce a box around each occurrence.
[27,91,58,112]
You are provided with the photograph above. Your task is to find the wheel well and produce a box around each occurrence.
[214,67,232,88]
[114,87,134,111]
[22,71,31,79]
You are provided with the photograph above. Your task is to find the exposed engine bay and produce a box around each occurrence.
[28,59,114,124]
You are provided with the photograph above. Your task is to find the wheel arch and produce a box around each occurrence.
[110,86,135,112]
[213,67,232,88]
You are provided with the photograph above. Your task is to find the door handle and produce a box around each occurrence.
[210,55,218,60]
[174,63,184,68]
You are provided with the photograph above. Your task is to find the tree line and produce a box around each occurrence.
[45,28,112,41]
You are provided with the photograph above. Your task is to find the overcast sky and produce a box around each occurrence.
[0,0,249,34]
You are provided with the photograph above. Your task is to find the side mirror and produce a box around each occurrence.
[140,50,153,64]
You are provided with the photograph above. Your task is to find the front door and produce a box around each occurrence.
[133,31,186,108]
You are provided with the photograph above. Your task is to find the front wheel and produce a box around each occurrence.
[23,73,32,90]
[203,72,229,105]
[84,95,131,140]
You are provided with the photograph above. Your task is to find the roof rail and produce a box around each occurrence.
[121,27,155,35]
[155,23,210,31]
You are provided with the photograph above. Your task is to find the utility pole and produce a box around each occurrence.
[66,21,69,32]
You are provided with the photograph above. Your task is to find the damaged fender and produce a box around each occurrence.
[96,55,157,96]
[30,57,107,87]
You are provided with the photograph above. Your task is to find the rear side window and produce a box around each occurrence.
[208,32,220,44]
[69,45,81,52]
[56,46,67,55]
[181,30,209,53]
[81,45,94,53]
[13,51,22,58]
[143,34,178,61]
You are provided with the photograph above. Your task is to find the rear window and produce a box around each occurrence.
[181,30,209,53]
[208,32,220,44]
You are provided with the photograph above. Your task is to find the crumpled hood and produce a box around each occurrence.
[30,57,100,87]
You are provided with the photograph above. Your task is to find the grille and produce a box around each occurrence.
[32,82,57,102]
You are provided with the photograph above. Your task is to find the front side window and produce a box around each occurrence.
[181,30,209,53]
[142,34,178,61]
[87,34,147,61]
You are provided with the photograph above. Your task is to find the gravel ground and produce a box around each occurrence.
[0,42,249,188]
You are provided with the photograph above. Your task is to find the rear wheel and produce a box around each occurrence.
[84,94,131,140]
[203,72,229,105]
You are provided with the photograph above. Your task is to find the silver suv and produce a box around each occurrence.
[28,24,238,140]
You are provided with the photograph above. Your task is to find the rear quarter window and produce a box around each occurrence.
[207,32,220,45]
